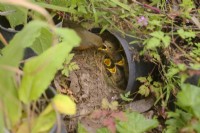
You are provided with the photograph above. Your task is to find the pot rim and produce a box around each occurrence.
[107,30,136,92]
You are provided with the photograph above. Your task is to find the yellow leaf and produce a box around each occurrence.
[110,101,118,110]
[52,94,76,115]
[101,98,110,109]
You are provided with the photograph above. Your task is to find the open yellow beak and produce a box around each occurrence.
[106,66,116,74]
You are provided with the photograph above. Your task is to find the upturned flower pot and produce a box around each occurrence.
[91,28,156,93]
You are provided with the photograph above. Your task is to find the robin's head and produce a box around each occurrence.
[98,43,108,52]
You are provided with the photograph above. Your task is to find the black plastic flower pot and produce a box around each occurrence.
[186,75,200,86]
[0,16,18,48]
[92,29,156,93]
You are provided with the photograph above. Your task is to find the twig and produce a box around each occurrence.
[131,0,161,13]
[0,33,8,46]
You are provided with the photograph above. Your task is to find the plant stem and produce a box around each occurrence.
[172,41,199,64]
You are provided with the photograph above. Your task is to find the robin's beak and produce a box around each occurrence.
[98,44,107,51]
[115,57,125,66]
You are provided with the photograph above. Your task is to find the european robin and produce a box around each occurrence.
[98,41,122,55]
[62,20,103,50]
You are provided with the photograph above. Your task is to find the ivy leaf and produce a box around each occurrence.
[120,92,132,102]
[150,31,164,39]
[62,61,79,77]
[116,112,158,133]
[52,94,76,115]
[162,35,171,48]
[177,29,196,39]
[137,77,147,83]
[146,37,160,49]
[138,85,150,97]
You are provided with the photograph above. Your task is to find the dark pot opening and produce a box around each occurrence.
[92,29,157,93]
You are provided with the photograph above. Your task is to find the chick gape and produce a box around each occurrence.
[98,40,128,89]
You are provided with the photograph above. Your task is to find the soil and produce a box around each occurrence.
[53,48,124,132]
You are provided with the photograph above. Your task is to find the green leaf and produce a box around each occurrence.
[78,123,88,133]
[165,109,192,133]
[1,20,49,67]
[147,76,153,82]
[150,31,164,39]
[34,2,77,14]
[166,67,180,77]
[137,77,147,83]
[18,24,80,104]
[146,37,161,49]
[32,104,56,133]
[120,94,133,102]
[52,94,76,115]
[96,128,110,133]
[0,21,48,126]
[0,109,4,133]
[177,29,196,39]
[62,61,79,77]
[162,35,171,48]
[19,42,75,103]
[110,0,131,11]
[0,21,50,126]
[0,74,21,127]
[177,84,200,119]
[55,28,80,47]
[177,64,187,71]
[30,27,53,55]
[116,112,158,133]
[0,4,28,28]
[149,20,161,27]
[138,85,150,97]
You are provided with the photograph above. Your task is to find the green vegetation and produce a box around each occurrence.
[0,0,200,132]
